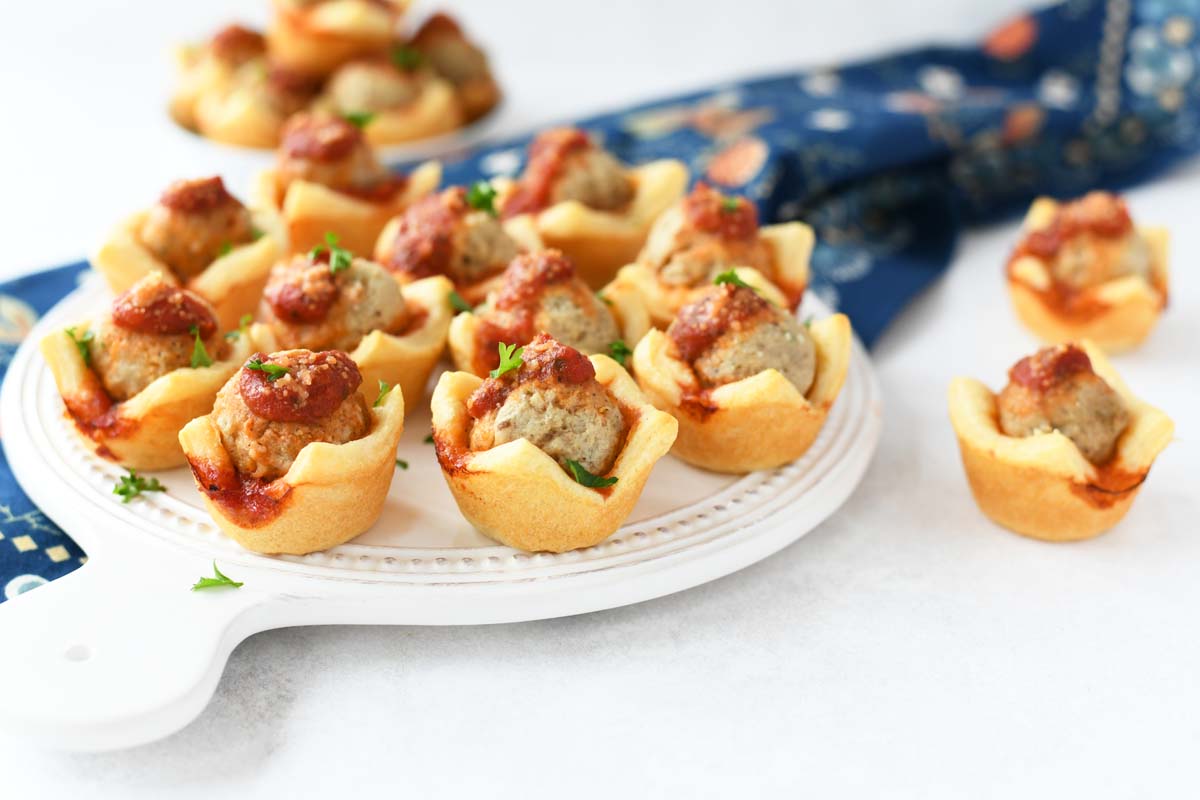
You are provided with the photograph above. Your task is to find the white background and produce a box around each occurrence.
[3,0,1199,797]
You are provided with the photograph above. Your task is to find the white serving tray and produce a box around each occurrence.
[0,274,881,752]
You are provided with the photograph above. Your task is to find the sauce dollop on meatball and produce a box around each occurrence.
[503,128,633,218]
[139,176,255,279]
[667,283,815,394]
[472,250,620,374]
[467,333,626,476]
[276,113,403,201]
[90,274,222,401]
[996,343,1129,465]
[379,187,518,285]
[639,183,774,287]
[214,349,371,480]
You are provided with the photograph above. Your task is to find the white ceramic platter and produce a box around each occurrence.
[0,273,882,751]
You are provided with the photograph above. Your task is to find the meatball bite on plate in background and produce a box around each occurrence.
[633,280,852,474]
[410,12,501,122]
[447,249,649,377]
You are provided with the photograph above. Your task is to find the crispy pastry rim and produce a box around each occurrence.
[947,340,1174,542]
[631,314,851,473]
[430,354,678,553]
[267,0,405,77]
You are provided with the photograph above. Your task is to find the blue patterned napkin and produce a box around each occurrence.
[2,0,1198,599]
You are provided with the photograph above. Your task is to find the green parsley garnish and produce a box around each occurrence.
[225,313,253,341]
[246,357,289,382]
[191,561,243,591]
[391,45,423,71]
[448,289,472,314]
[251,227,264,241]
[713,269,756,291]
[343,110,376,129]
[113,469,165,503]
[489,342,524,378]
[374,379,393,407]
[309,231,353,273]
[189,325,213,368]
[720,196,742,213]
[608,340,632,367]
[566,460,618,489]
[803,317,813,328]
[423,433,435,445]
[65,326,94,367]
[466,181,498,217]
[596,291,613,307]
[217,241,233,257]
[395,459,408,470]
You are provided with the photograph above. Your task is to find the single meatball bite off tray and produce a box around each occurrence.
[180,348,405,554]
[1006,191,1169,352]
[431,333,678,553]
[492,127,689,288]
[250,113,441,256]
[374,185,543,305]
[447,249,649,377]
[40,273,252,470]
[608,182,813,327]
[251,238,453,407]
[632,281,852,474]
[948,342,1173,542]
[267,0,409,79]
[93,176,281,333]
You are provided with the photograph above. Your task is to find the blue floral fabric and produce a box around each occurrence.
[2,0,1198,598]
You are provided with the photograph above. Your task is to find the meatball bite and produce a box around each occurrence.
[138,177,255,279]
[996,343,1130,464]
[275,113,398,198]
[261,249,408,352]
[667,283,816,394]
[378,187,519,286]
[410,13,498,120]
[1016,191,1151,290]
[467,334,626,476]
[639,183,774,287]
[472,250,620,374]
[326,59,424,114]
[213,349,371,480]
[503,128,633,217]
[262,66,324,118]
[90,274,222,401]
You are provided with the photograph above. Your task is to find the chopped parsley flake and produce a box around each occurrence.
[191,561,243,591]
[113,469,165,503]
[713,269,756,291]
[489,342,524,378]
[374,379,393,407]
[309,231,353,273]
[720,196,742,213]
[246,357,289,382]
[225,313,253,341]
[466,181,498,217]
[65,326,94,367]
[391,45,423,71]
[566,460,618,489]
[343,110,376,129]
[395,459,408,470]
[608,340,632,367]
[189,325,213,368]
[448,290,472,314]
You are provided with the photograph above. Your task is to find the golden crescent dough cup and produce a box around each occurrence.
[252,274,454,407]
[266,0,406,78]
[169,44,239,133]
[374,212,545,305]
[348,80,465,147]
[1007,198,1169,352]
[251,160,441,256]
[192,81,289,149]
[494,159,689,289]
[40,325,252,471]
[446,279,651,377]
[632,314,852,473]
[947,340,1173,542]
[431,355,678,553]
[179,379,405,555]
[93,211,280,333]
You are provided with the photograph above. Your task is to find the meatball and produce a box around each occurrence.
[412,14,488,87]
[996,344,1129,465]
[263,66,323,117]
[535,288,620,354]
[467,333,626,476]
[380,188,519,285]
[327,61,420,113]
[503,128,633,217]
[640,183,773,287]
[1020,191,1151,291]
[139,177,255,279]
[668,284,816,394]
[262,254,408,352]
[213,349,371,481]
[276,113,392,195]
[91,275,221,401]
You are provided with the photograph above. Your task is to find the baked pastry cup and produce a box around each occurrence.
[253,274,454,406]
[352,79,464,147]
[431,355,678,552]
[1007,197,1169,352]
[92,212,280,333]
[179,377,405,555]
[947,341,1173,542]
[632,314,852,473]
[495,159,689,289]
[39,324,252,471]
[446,277,650,377]
[251,160,441,256]
[267,0,407,78]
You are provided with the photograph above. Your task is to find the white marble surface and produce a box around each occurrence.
[3,0,1199,796]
